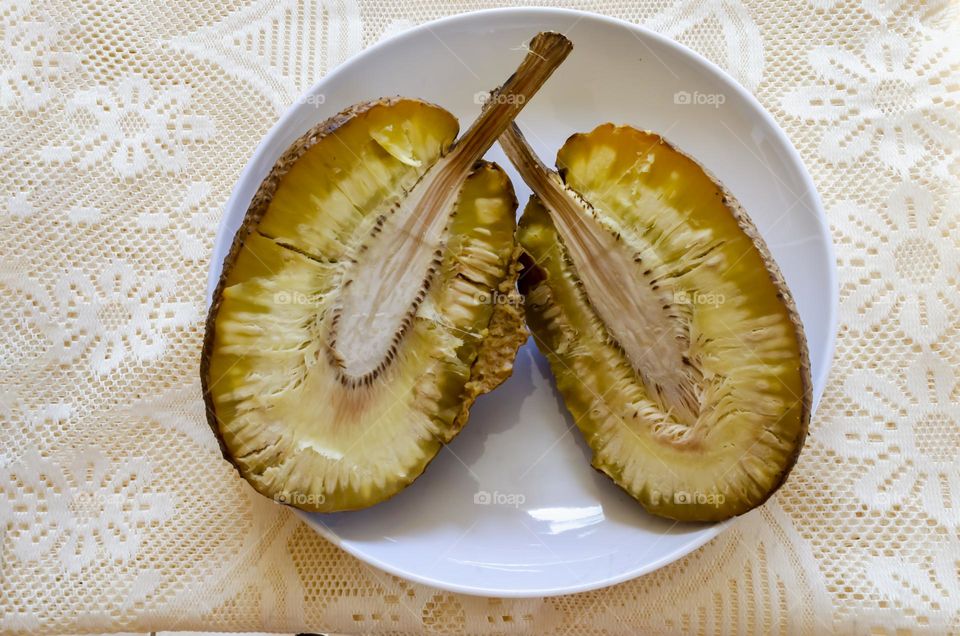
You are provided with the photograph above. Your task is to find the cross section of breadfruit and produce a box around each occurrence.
[202,33,572,512]
[503,123,811,522]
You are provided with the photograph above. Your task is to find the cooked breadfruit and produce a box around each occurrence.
[502,123,811,522]
[202,32,573,512]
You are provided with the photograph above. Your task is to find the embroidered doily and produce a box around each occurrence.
[1,0,958,633]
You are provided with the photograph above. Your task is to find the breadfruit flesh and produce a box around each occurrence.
[202,33,572,511]
[503,123,811,522]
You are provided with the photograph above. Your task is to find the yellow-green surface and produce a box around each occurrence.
[518,124,809,521]
[205,100,524,511]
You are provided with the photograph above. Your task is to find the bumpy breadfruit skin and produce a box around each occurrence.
[201,100,526,511]
[517,124,812,522]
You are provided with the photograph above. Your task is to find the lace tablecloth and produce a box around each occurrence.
[1,0,958,633]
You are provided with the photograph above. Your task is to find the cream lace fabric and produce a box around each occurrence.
[1,0,958,633]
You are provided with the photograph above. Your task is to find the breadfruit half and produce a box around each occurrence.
[502,123,811,522]
[202,33,573,511]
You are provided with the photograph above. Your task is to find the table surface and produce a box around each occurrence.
[1,0,958,634]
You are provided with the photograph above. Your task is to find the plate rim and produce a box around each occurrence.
[207,5,839,598]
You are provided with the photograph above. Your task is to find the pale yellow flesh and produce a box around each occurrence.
[328,31,572,387]
[500,126,701,422]
[511,124,808,521]
[210,165,519,511]
[206,32,573,512]
[206,100,521,511]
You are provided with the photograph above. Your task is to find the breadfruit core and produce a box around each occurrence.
[202,33,572,511]
[504,123,811,522]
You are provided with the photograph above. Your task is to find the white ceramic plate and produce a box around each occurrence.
[207,7,837,597]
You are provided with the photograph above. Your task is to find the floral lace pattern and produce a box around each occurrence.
[0,0,958,633]
[50,261,197,374]
[831,184,960,344]
[782,32,960,175]
[824,354,960,527]
[41,76,215,178]
[0,0,77,111]
[0,448,174,572]
[645,0,765,90]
